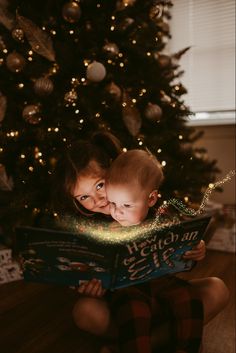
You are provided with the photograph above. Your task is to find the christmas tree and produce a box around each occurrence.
[0,0,219,239]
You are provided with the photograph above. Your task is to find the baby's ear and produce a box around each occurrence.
[148,190,158,207]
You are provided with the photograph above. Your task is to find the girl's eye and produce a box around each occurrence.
[80,195,89,201]
[96,181,104,190]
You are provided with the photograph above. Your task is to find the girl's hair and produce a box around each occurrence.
[106,149,164,194]
[52,131,121,215]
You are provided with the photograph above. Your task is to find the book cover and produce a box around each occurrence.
[16,215,211,290]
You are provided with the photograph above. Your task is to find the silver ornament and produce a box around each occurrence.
[144,103,162,122]
[86,61,106,82]
[22,104,42,124]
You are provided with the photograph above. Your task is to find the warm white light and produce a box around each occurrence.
[161,161,167,166]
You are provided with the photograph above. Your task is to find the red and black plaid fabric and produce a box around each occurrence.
[110,276,203,353]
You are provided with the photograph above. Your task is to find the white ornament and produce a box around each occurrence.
[86,61,106,82]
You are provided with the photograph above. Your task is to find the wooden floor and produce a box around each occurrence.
[0,249,235,353]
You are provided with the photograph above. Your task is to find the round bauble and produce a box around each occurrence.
[6,52,26,73]
[12,28,24,42]
[144,103,162,122]
[34,77,54,97]
[22,104,42,124]
[86,61,106,82]
[103,42,119,57]
[62,1,81,23]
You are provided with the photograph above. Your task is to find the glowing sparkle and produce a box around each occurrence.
[55,170,236,245]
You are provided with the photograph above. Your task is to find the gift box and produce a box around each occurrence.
[0,245,23,284]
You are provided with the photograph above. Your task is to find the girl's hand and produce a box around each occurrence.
[183,240,206,261]
[77,278,106,297]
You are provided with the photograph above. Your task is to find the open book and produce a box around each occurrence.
[16,215,211,290]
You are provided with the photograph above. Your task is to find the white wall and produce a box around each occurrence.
[193,124,235,204]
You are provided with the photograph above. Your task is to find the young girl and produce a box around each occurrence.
[53,132,229,353]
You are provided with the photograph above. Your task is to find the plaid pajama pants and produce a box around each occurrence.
[110,276,203,353]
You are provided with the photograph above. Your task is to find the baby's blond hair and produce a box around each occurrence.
[106,149,164,194]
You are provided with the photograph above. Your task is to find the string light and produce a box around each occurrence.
[157,170,236,218]
[161,161,166,166]
[157,148,162,153]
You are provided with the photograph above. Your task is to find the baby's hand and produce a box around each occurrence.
[183,240,206,261]
[77,279,106,298]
